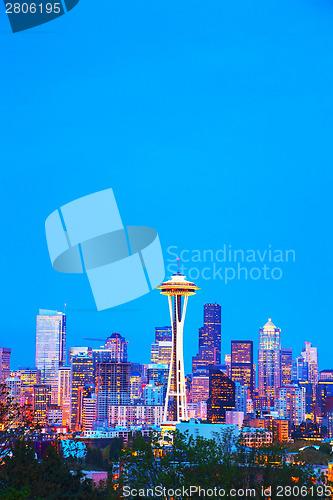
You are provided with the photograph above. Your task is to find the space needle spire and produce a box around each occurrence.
[157,268,199,423]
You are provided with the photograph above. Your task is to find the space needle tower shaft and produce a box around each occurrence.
[157,269,199,423]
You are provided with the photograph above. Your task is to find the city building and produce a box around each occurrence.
[20,367,41,406]
[58,366,71,426]
[276,385,305,425]
[96,362,131,425]
[191,374,209,403]
[70,355,94,431]
[0,348,11,384]
[82,394,97,431]
[109,405,164,427]
[68,347,92,364]
[157,272,199,423]
[258,318,281,407]
[226,410,244,429]
[231,340,254,395]
[35,309,66,403]
[104,333,128,362]
[150,341,172,365]
[33,384,52,425]
[235,382,248,414]
[207,367,235,424]
[155,327,172,342]
[143,384,164,406]
[302,342,319,387]
[130,373,142,403]
[192,304,222,370]
[47,404,63,426]
[280,348,293,386]
[5,376,21,405]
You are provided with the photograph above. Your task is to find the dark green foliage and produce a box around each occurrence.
[85,447,104,469]
[0,439,102,499]
[108,438,123,462]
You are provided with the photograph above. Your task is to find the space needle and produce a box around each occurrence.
[157,264,199,423]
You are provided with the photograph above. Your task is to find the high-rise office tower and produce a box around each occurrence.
[191,374,209,403]
[96,362,131,425]
[68,347,92,364]
[157,272,199,423]
[200,304,222,365]
[33,384,51,425]
[280,348,293,386]
[231,341,254,395]
[293,356,308,382]
[207,366,235,424]
[104,333,128,362]
[155,327,172,342]
[0,348,11,383]
[150,341,172,364]
[258,318,281,407]
[302,342,318,386]
[70,355,94,431]
[276,385,305,425]
[5,376,21,405]
[58,366,71,426]
[35,309,66,403]
[20,367,41,406]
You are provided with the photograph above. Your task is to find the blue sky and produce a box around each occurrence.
[0,0,332,373]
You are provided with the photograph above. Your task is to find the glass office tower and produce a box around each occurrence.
[35,309,66,403]
[258,318,281,408]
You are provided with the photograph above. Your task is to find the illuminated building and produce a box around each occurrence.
[207,366,235,424]
[0,348,11,384]
[5,376,21,405]
[109,405,164,427]
[82,395,96,431]
[258,318,281,407]
[231,340,254,394]
[248,418,289,442]
[35,309,66,403]
[157,272,199,423]
[47,405,63,426]
[225,354,231,377]
[68,347,92,363]
[58,366,71,426]
[276,385,305,425]
[130,373,142,402]
[192,304,221,370]
[150,341,172,364]
[320,370,333,381]
[226,410,244,429]
[155,326,172,342]
[96,362,131,425]
[298,380,315,416]
[280,348,293,385]
[302,342,318,387]
[191,374,209,403]
[33,384,51,425]
[19,367,41,406]
[143,384,164,405]
[201,303,221,365]
[235,382,248,413]
[146,363,169,400]
[70,355,94,431]
[104,333,128,362]
[240,427,272,448]
[292,356,308,382]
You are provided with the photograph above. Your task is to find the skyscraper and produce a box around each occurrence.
[199,303,222,365]
[231,341,254,395]
[35,309,66,403]
[258,318,281,407]
[157,272,199,423]
[207,366,235,424]
[0,348,11,384]
[70,355,94,431]
[96,362,131,425]
[280,348,293,386]
[58,366,71,426]
[276,385,305,425]
[33,384,51,425]
[104,333,128,362]
[155,327,172,342]
[302,342,318,386]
